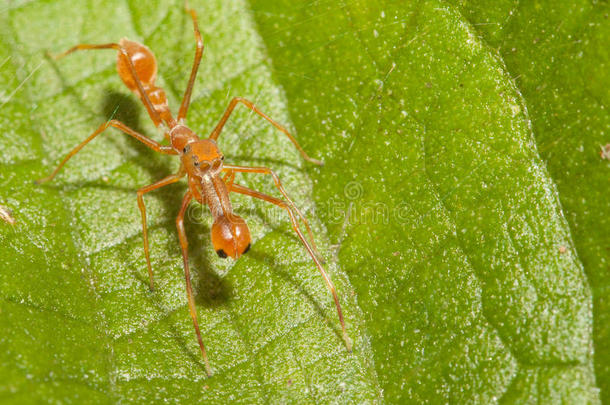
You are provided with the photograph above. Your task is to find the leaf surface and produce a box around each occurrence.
[444,1,610,402]
[0,0,379,403]
[0,0,603,403]
[248,0,600,402]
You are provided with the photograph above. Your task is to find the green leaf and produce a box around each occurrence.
[441,1,610,403]
[248,0,602,403]
[0,0,603,404]
[0,1,378,403]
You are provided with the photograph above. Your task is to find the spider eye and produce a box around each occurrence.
[221,155,225,161]
[193,160,200,167]
[183,145,191,154]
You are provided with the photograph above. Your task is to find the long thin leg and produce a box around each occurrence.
[209,97,323,166]
[222,170,235,188]
[178,2,204,121]
[176,191,212,376]
[51,43,162,125]
[36,119,177,184]
[228,182,351,351]
[222,164,322,259]
[137,169,185,290]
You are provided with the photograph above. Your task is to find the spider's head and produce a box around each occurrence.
[181,139,224,177]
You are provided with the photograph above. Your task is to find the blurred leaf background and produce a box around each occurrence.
[0,0,607,403]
